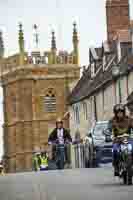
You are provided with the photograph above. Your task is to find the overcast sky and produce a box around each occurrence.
[0,0,133,158]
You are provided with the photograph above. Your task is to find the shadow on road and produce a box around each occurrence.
[93,182,125,189]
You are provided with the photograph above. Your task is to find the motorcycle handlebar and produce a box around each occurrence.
[113,133,130,143]
[48,140,71,146]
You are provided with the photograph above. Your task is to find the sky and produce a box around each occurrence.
[0,0,133,158]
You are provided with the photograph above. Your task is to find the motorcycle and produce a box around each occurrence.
[51,140,70,170]
[116,134,133,185]
[56,143,66,169]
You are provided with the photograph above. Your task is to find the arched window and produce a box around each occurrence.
[44,89,56,112]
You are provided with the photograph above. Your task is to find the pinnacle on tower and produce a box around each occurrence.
[73,21,78,44]
[0,31,4,58]
[18,23,25,65]
[51,30,56,50]
[50,30,57,64]
[18,23,24,53]
[72,22,79,64]
[33,24,39,49]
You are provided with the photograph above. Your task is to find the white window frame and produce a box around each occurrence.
[91,62,95,78]
[103,55,106,71]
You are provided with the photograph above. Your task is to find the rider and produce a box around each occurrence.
[109,104,133,176]
[48,118,72,164]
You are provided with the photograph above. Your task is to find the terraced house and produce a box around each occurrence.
[69,0,133,140]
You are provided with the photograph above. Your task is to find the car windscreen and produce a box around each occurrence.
[93,123,108,137]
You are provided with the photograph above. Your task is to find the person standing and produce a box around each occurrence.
[40,151,48,171]
[32,152,41,172]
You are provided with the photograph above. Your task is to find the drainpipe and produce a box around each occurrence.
[130,27,133,54]
[94,95,98,122]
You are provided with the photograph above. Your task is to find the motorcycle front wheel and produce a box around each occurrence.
[127,155,132,185]
[122,155,132,185]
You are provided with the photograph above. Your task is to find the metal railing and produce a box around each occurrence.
[71,142,90,169]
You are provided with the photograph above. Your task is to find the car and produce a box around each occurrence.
[86,121,113,167]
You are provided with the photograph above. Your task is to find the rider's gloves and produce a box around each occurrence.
[48,141,52,145]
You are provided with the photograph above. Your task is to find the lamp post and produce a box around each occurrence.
[112,65,122,103]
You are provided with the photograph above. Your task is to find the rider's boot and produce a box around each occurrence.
[114,167,119,176]
[113,160,119,176]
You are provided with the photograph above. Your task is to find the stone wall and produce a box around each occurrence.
[2,64,80,173]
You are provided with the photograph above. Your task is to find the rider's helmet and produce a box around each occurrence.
[113,104,125,115]
[56,118,63,125]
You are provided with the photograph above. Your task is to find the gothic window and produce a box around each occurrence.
[44,89,56,112]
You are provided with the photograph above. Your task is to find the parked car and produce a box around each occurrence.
[86,121,112,167]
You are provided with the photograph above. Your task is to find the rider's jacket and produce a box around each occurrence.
[109,116,133,138]
[48,128,72,144]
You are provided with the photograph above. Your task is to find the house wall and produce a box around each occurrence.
[69,71,133,140]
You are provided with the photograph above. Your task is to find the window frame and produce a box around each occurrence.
[43,89,56,113]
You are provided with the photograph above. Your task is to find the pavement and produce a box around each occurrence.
[0,167,133,200]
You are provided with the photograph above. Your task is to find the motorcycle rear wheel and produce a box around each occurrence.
[127,168,132,185]
[122,156,132,185]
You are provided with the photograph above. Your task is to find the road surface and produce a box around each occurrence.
[0,168,133,200]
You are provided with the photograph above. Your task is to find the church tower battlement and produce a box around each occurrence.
[0,23,79,75]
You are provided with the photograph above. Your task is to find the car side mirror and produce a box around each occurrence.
[103,129,110,135]
[104,129,112,142]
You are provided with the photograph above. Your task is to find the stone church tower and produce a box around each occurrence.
[106,0,130,42]
[0,23,80,173]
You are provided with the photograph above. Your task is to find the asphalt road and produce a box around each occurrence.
[0,168,133,200]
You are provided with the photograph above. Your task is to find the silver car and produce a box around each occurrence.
[85,121,112,167]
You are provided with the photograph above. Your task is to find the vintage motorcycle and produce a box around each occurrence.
[57,144,67,169]
[51,140,70,170]
[117,134,133,185]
